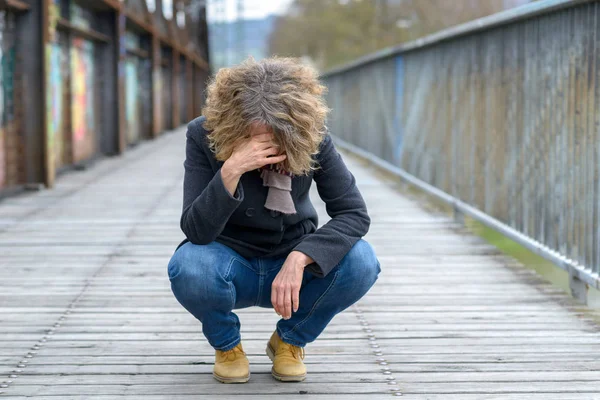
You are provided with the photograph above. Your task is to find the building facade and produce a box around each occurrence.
[0,0,209,196]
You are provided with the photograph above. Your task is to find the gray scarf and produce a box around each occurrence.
[259,165,296,215]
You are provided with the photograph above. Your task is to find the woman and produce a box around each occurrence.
[167,57,380,384]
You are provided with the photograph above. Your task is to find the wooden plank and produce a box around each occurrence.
[0,382,388,396]
[15,360,600,375]
[0,129,600,399]
[4,328,600,341]
[8,371,600,385]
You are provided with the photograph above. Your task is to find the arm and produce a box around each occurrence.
[180,122,244,245]
[293,134,371,278]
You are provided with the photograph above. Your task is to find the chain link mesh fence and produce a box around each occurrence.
[323,1,600,283]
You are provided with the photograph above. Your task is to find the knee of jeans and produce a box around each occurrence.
[342,240,380,287]
[167,246,188,281]
[168,244,231,306]
[168,243,222,282]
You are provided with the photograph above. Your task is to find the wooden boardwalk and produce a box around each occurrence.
[1,127,600,399]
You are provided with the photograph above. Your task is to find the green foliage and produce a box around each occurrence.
[268,0,536,71]
[268,0,412,70]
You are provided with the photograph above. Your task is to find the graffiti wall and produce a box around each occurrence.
[125,57,140,144]
[48,32,68,170]
[140,58,152,138]
[0,11,17,190]
[71,37,96,163]
[125,55,140,144]
[69,3,97,163]
[125,31,151,145]
[0,0,209,193]
[45,0,60,182]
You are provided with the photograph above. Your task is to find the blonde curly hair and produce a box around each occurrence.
[201,56,330,175]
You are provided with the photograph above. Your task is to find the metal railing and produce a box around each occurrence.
[321,0,600,302]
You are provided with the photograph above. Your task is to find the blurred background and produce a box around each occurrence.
[2,0,600,306]
[207,0,536,71]
[0,0,539,197]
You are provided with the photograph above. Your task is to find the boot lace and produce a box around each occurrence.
[277,342,305,360]
[222,345,245,362]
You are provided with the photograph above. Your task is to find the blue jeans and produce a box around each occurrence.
[167,239,380,351]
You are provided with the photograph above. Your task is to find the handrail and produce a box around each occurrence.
[321,0,593,77]
[320,0,600,304]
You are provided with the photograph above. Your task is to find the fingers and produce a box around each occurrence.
[292,285,300,313]
[261,154,287,166]
[283,284,292,319]
[258,146,281,158]
[277,283,286,318]
[271,282,279,315]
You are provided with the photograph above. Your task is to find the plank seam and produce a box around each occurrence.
[0,133,185,395]
[352,303,403,397]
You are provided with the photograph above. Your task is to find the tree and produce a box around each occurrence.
[269,0,412,70]
[268,0,535,71]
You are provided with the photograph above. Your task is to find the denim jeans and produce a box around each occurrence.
[167,239,380,351]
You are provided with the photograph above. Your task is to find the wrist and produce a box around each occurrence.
[222,159,243,178]
[289,251,313,268]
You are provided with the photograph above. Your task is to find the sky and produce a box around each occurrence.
[207,0,294,23]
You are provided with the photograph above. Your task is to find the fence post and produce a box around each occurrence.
[172,48,180,128]
[151,33,161,138]
[453,205,465,225]
[569,272,588,305]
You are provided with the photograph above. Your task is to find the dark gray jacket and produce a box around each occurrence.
[177,116,370,278]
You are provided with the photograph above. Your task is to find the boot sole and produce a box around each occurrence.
[266,342,306,382]
[212,371,250,384]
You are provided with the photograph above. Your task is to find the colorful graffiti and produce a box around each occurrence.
[45,0,61,183]
[125,56,140,144]
[48,39,64,169]
[125,31,150,144]
[0,41,15,189]
[71,37,96,163]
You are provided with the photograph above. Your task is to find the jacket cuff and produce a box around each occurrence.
[293,242,332,278]
[216,168,244,202]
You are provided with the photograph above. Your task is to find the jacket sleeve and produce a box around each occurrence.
[293,134,370,278]
[180,121,244,245]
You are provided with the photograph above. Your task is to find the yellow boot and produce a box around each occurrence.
[266,331,306,382]
[213,342,250,383]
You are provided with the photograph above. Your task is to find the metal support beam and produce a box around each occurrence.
[151,33,161,138]
[172,49,180,128]
[20,0,45,186]
[98,8,119,156]
[186,57,194,121]
[116,10,126,153]
[40,0,53,187]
